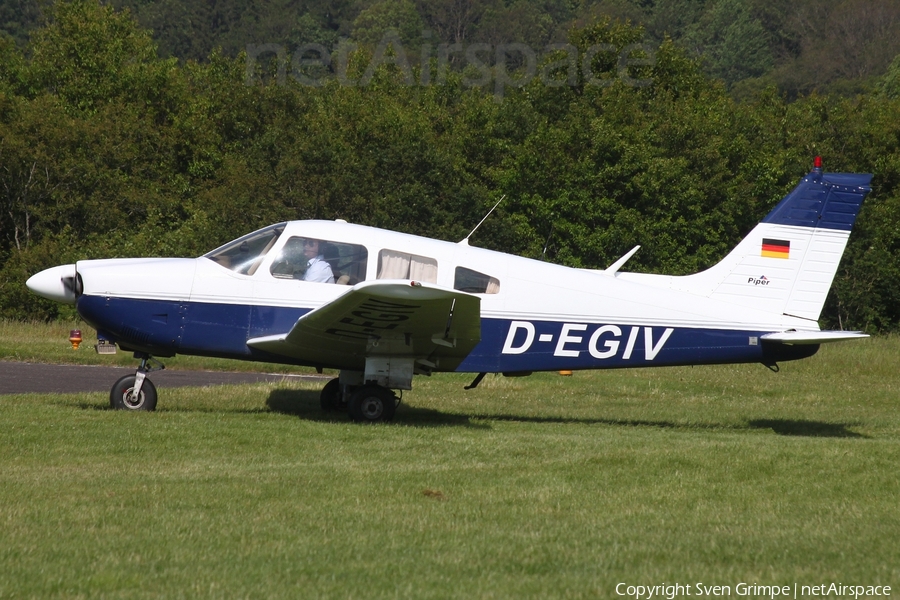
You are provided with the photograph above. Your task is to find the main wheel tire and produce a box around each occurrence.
[110,374,158,411]
[320,378,342,412]
[348,385,396,423]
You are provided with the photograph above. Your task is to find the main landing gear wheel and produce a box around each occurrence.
[348,385,397,424]
[110,374,158,411]
[320,378,347,412]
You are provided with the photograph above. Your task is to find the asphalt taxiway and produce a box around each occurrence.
[0,361,329,395]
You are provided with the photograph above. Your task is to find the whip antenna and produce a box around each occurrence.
[460,196,505,245]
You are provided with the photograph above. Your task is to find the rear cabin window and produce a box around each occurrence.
[454,267,500,294]
[376,249,438,283]
[270,237,368,285]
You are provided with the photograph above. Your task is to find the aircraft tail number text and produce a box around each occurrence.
[501,321,674,361]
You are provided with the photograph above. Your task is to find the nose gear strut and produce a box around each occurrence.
[129,354,165,403]
[109,353,165,411]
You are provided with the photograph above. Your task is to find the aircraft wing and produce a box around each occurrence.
[761,330,869,345]
[246,280,481,371]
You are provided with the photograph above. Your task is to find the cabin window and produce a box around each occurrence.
[454,267,500,294]
[377,249,438,283]
[203,223,285,275]
[270,237,368,285]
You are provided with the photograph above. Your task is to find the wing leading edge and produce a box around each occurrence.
[246,280,481,372]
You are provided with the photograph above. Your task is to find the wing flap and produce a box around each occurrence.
[247,280,481,371]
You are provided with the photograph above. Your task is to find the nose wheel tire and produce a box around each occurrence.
[348,385,396,423]
[110,374,158,411]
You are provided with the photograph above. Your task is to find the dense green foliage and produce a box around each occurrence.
[1,0,899,332]
[4,0,900,97]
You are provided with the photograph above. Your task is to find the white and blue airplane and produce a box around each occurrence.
[27,160,872,422]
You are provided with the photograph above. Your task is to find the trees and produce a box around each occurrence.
[352,0,424,47]
[686,0,773,89]
[1,3,899,332]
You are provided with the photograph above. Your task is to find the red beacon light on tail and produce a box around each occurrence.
[813,156,823,170]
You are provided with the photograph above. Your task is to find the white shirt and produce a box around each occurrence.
[304,256,334,283]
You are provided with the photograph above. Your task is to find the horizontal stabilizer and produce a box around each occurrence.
[761,330,869,345]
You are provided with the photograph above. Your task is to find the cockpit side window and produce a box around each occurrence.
[454,267,500,294]
[270,237,368,285]
[203,223,285,275]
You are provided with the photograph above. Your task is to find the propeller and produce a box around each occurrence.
[61,273,83,298]
[25,264,79,304]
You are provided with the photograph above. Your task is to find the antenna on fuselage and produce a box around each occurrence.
[459,196,505,246]
[541,222,555,260]
[603,245,641,276]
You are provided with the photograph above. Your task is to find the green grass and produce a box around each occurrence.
[0,319,316,373]
[1,324,899,598]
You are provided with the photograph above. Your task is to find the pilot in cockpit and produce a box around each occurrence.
[300,238,335,283]
[270,237,337,283]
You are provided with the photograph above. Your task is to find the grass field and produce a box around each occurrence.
[0,320,314,372]
[1,322,898,598]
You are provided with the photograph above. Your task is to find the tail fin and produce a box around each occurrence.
[666,161,872,323]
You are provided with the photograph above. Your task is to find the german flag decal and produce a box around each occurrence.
[761,238,790,259]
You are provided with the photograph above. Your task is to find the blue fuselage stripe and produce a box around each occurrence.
[76,295,817,371]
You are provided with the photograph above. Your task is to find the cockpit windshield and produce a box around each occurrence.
[203,223,285,275]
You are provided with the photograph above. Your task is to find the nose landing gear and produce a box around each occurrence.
[110,354,164,411]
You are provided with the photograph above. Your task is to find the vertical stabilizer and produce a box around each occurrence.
[648,160,872,324]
